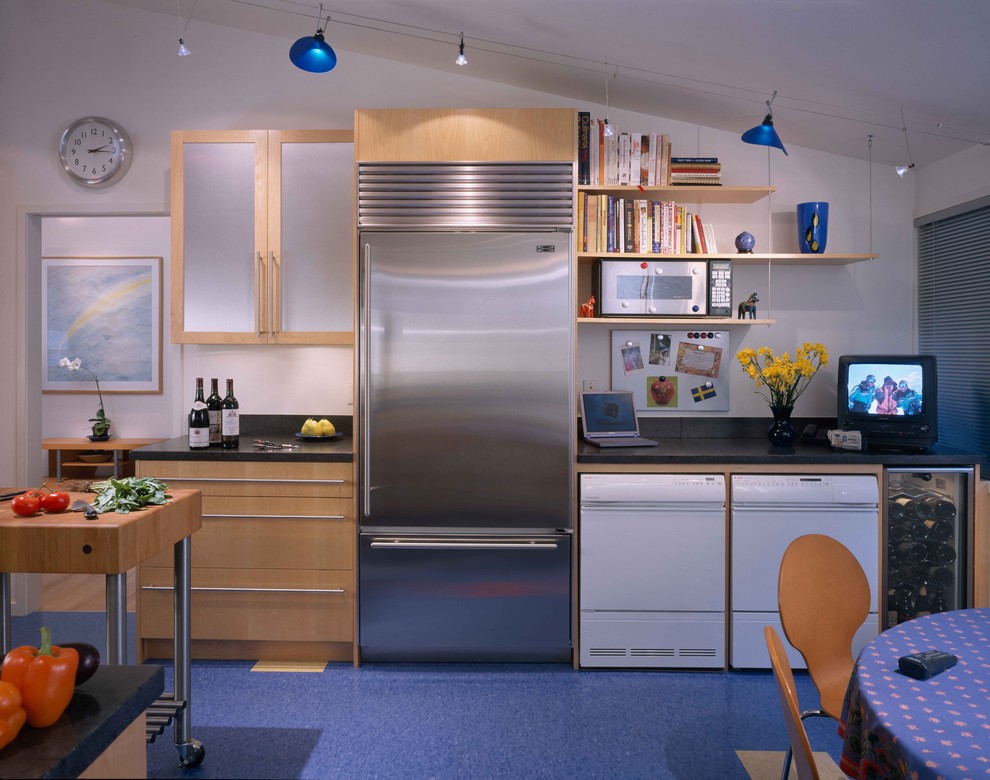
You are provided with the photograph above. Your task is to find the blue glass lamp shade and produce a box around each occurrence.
[741,114,787,155]
[289,30,337,73]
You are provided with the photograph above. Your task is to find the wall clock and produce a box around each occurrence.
[58,117,133,188]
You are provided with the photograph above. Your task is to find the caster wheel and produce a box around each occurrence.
[178,738,206,768]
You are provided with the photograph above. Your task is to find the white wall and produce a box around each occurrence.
[0,0,927,485]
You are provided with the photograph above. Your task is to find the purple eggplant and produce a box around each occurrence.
[60,642,101,685]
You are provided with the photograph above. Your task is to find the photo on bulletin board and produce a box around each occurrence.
[611,330,730,411]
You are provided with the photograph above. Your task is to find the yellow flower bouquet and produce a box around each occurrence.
[736,342,829,409]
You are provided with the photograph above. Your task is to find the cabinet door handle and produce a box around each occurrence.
[151,477,345,485]
[142,585,346,595]
[361,242,371,517]
[203,513,346,520]
[256,251,264,336]
[269,250,278,337]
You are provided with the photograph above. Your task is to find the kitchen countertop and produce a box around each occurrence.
[577,438,983,467]
[131,434,353,462]
[0,665,163,779]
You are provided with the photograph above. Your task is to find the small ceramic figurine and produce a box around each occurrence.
[737,292,759,319]
[580,295,596,318]
[734,231,756,253]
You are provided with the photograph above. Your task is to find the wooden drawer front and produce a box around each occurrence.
[138,461,353,497]
[142,496,354,570]
[139,566,354,643]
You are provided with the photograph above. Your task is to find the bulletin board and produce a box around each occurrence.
[610,329,730,411]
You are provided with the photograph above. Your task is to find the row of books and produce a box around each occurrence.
[577,112,722,187]
[578,193,719,254]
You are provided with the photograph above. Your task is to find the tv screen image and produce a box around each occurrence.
[837,355,938,451]
[845,362,925,416]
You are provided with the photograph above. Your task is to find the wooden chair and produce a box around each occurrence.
[776,533,871,779]
[765,625,821,780]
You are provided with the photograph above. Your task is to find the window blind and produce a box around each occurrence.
[915,198,990,458]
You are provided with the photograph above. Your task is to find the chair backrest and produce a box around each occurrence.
[765,625,821,780]
[777,533,871,718]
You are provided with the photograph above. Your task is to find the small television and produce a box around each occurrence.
[836,354,938,451]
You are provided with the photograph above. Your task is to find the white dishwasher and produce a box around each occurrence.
[730,474,879,670]
[580,473,726,669]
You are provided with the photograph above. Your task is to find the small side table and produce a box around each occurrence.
[42,438,165,482]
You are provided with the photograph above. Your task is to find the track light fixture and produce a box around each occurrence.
[896,107,915,177]
[741,90,787,155]
[455,33,467,66]
[175,0,196,57]
[603,67,616,137]
[289,4,337,73]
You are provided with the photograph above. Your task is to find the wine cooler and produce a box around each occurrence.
[883,468,975,629]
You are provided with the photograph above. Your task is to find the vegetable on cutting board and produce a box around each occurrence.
[0,681,26,750]
[90,477,171,514]
[1,627,79,728]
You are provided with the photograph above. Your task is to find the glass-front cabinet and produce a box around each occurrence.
[884,467,975,629]
[171,129,354,344]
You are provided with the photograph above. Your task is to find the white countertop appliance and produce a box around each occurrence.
[730,474,879,669]
[579,473,726,668]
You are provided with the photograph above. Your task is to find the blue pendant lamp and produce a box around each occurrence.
[741,90,787,155]
[289,7,336,73]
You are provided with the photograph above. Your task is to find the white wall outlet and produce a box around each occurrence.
[582,379,607,392]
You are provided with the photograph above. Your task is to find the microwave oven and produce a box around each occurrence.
[593,258,733,317]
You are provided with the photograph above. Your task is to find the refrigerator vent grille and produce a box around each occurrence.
[588,648,629,657]
[678,648,718,657]
[630,648,677,657]
[358,162,574,229]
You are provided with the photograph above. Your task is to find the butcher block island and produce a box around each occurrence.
[132,432,355,664]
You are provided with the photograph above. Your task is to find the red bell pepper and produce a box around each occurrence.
[1,626,79,728]
[0,681,26,750]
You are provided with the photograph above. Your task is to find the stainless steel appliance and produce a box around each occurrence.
[884,468,974,628]
[593,258,732,317]
[579,473,726,668]
[730,474,880,669]
[357,162,574,662]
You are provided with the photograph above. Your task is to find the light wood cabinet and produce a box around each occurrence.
[135,460,355,663]
[170,129,355,345]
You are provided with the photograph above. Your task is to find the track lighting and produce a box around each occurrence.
[175,0,196,57]
[896,107,915,176]
[455,33,467,66]
[289,5,337,73]
[741,90,787,155]
[603,67,616,137]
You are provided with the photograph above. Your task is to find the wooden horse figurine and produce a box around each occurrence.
[737,292,759,319]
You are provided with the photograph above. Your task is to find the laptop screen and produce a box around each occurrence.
[580,391,641,437]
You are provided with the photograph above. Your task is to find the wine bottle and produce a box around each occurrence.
[925,541,957,565]
[926,519,954,542]
[914,586,932,617]
[896,540,928,564]
[927,587,948,614]
[188,377,210,450]
[888,523,907,543]
[221,378,240,449]
[207,377,223,447]
[922,494,956,521]
[902,519,930,541]
[929,566,955,589]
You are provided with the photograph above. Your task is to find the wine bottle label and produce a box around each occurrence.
[189,427,209,447]
[222,409,240,436]
[192,401,207,410]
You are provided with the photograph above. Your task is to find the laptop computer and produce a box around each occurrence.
[580,390,658,448]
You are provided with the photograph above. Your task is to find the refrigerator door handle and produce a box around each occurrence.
[361,241,371,517]
[370,540,560,550]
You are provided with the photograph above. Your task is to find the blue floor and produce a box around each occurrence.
[12,612,845,779]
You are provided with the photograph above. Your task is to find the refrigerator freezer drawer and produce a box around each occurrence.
[359,534,572,662]
[731,612,877,670]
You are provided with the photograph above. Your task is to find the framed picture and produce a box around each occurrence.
[42,256,163,394]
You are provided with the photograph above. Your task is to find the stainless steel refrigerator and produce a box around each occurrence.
[357,162,574,662]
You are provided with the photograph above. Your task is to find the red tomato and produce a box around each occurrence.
[10,493,41,516]
[40,491,70,513]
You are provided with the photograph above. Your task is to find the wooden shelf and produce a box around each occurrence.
[577,317,775,327]
[577,253,878,265]
[577,184,775,204]
[42,437,166,482]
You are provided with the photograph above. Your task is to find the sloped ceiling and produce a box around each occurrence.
[99,0,990,168]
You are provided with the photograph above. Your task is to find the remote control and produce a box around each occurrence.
[898,649,958,679]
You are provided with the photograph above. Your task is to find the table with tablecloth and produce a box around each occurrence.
[839,608,990,779]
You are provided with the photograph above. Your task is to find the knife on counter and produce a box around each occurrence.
[1,490,25,501]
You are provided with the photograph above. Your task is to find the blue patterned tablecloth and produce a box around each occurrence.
[839,608,990,779]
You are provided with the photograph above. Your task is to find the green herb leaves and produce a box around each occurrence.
[90,477,171,514]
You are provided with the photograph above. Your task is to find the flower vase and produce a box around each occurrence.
[767,405,797,447]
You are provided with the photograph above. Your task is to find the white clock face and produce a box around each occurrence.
[59,117,132,187]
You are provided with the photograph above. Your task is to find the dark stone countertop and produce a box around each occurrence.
[131,414,353,463]
[0,664,163,779]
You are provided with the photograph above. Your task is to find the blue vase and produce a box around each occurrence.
[797,202,828,253]
[734,231,756,253]
[767,405,797,447]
